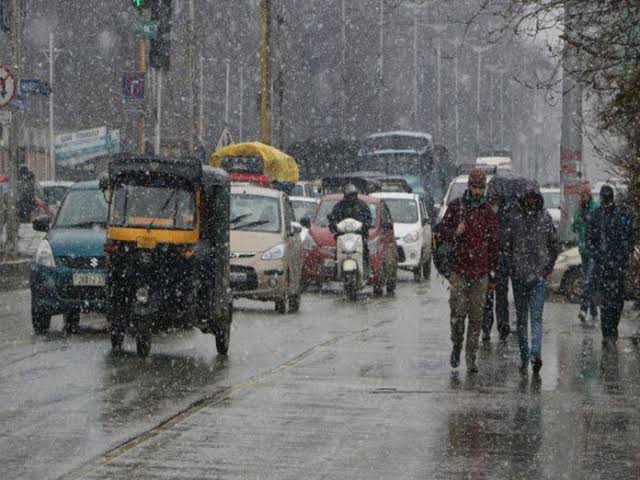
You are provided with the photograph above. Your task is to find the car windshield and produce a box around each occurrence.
[446,182,468,204]
[362,153,423,176]
[109,179,196,230]
[291,200,316,221]
[221,156,264,174]
[542,191,560,208]
[231,194,281,233]
[55,189,108,228]
[43,186,70,206]
[314,199,378,228]
[291,184,305,196]
[384,199,418,224]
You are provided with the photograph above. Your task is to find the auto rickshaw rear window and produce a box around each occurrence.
[110,177,196,230]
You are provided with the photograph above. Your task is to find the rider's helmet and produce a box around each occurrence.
[343,183,358,201]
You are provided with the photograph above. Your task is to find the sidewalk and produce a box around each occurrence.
[0,223,44,290]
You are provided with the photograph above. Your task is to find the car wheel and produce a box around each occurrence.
[32,312,51,335]
[63,312,80,334]
[563,268,583,304]
[423,258,431,278]
[216,317,231,355]
[275,296,288,314]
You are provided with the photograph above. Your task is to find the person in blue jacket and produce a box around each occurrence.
[588,185,636,346]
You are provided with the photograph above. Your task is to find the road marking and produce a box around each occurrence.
[60,318,392,480]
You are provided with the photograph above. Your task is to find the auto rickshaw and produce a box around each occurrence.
[101,155,232,357]
[209,142,299,194]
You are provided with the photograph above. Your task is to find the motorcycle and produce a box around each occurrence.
[335,218,366,300]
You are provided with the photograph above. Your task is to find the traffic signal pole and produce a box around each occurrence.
[259,0,271,145]
[136,35,146,155]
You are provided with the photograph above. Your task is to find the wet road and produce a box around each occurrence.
[2,274,640,479]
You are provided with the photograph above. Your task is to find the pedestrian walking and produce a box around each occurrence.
[436,169,499,373]
[588,185,636,346]
[505,182,558,375]
[17,166,36,223]
[572,182,598,322]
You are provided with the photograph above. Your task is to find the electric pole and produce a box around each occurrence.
[259,0,272,145]
[5,0,25,259]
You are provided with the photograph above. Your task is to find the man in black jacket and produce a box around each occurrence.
[328,183,373,270]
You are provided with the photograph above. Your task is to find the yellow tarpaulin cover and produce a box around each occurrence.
[210,142,299,183]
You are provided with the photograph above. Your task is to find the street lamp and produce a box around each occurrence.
[470,44,492,156]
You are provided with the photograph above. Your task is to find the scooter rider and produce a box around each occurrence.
[329,183,373,272]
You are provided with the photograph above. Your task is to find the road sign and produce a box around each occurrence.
[0,65,17,107]
[122,72,145,101]
[0,110,11,124]
[55,127,109,166]
[129,20,158,38]
[19,78,50,96]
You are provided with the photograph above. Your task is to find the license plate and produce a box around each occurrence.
[137,236,157,249]
[230,272,247,282]
[73,272,105,287]
[324,258,335,267]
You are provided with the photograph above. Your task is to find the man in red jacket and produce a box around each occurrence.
[436,169,499,373]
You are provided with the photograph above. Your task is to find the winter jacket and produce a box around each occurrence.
[328,197,373,239]
[587,204,636,280]
[435,191,499,279]
[572,198,598,258]
[505,192,559,285]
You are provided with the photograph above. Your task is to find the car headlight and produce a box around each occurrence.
[261,243,285,260]
[303,234,317,251]
[403,231,420,244]
[34,240,56,268]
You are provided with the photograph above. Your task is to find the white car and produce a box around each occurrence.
[289,196,318,242]
[540,187,561,230]
[548,246,582,302]
[373,192,432,280]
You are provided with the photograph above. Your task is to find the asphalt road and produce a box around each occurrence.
[2,273,640,479]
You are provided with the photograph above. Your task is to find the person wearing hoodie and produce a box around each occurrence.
[505,182,558,375]
[588,185,636,346]
[436,169,499,373]
[572,182,599,322]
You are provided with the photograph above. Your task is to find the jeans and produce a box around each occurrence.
[580,256,597,315]
[513,279,546,364]
[449,273,488,360]
[482,273,510,339]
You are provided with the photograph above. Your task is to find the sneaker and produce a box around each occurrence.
[450,347,461,368]
[532,357,542,374]
[467,357,478,373]
[578,309,587,323]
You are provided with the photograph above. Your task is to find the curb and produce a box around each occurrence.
[0,258,31,291]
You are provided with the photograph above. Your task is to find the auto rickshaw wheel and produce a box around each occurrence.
[63,312,80,334]
[32,312,51,335]
[216,321,230,355]
[136,331,151,358]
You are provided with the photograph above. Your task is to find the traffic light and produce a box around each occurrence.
[149,0,172,70]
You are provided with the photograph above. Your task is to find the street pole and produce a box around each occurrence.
[5,0,25,259]
[48,32,55,180]
[476,49,482,155]
[436,38,442,140]
[187,0,196,154]
[224,59,230,125]
[500,71,505,148]
[377,0,384,131]
[136,35,146,155]
[198,55,204,146]
[341,0,346,138]
[558,1,583,243]
[259,0,272,145]
[239,65,244,141]
[412,14,418,128]
[454,53,459,163]
[154,69,162,155]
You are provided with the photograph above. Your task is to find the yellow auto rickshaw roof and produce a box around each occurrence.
[209,142,299,183]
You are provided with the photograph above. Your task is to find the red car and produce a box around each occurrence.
[301,194,398,294]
